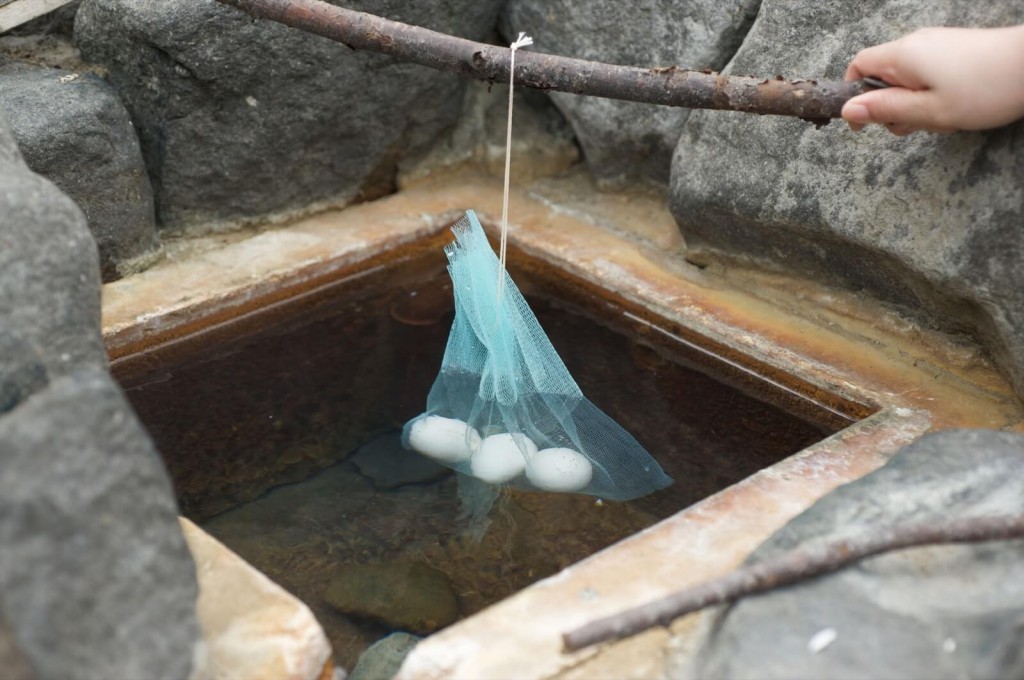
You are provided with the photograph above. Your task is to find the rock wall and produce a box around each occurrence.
[502,0,761,189]
[669,0,1024,397]
[75,0,505,233]
[0,110,199,678]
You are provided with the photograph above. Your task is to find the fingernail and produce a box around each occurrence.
[843,103,871,124]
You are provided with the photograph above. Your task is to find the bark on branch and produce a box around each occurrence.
[562,513,1024,652]
[214,0,872,124]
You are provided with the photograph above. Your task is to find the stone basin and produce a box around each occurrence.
[100,169,1024,679]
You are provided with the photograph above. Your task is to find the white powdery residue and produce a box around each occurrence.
[807,627,837,654]
[528,192,601,228]
[231,230,326,267]
[591,259,642,292]
[943,637,957,653]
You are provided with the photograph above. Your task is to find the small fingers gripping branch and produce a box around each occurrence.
[402,34,673,502]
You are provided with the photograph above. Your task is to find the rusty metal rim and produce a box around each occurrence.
[105,213,874,436]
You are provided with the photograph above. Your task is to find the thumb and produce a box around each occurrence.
[842,87,943,129]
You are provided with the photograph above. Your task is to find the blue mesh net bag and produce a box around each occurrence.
[402,210,672,501]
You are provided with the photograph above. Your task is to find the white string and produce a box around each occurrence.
[497,32,533,302]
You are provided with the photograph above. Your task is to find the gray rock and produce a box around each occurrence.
[0,108,106,412]
[323,561,459,634]
[0,331,47,415]
[686,429,1024,680]
[0,61,160,281]
[501,0,760,189]
[351,431,450,490]
[0,369,200,680]
[669,0,1024,397]
[0,107,198,677]
[349,632,420,680]
[398,82,580,187]
[75,0,504,233]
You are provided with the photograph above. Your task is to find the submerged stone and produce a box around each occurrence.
[350,431,452,490]
[323,562,459,635]
[349,632,420,680]
[685,429,1024,680]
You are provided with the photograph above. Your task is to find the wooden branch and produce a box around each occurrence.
[213,0,871,124]
[0,0,77,32]
[562,513,1024,652]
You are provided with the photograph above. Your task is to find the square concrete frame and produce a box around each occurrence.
[102,174,1024,679]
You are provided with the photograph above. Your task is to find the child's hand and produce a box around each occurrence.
[842,25,1024,135]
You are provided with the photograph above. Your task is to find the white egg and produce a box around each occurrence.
[525,447,593,492]
[407,415,481,464]
[471,433,537,484]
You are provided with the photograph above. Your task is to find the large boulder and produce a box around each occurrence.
[686,429,1024,679]
[501,0,760,189]
[669,0,1024,397]
[75,0,505,233]
[0,60,161,281]
[0,109,199,678]
[0,371,201,680]
[0,108,105,409]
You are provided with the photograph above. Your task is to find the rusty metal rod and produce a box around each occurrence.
[214,0,870,124]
